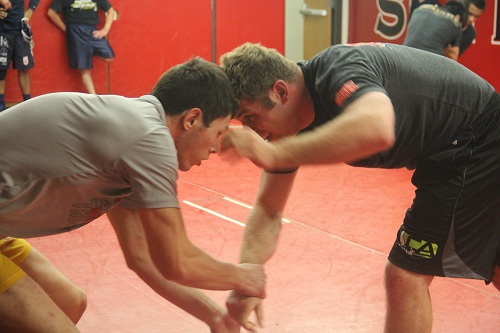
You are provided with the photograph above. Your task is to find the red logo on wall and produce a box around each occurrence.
[334,80,359,107]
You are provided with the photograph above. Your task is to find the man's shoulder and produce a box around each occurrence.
[414,4,461,28]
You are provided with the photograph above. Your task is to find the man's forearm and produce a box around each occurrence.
[239,171,296,264]
[47,9,66,31]
[169,245,263,296]
[103,8,114,32]
[108,205,229,329]
[138,207,265,297]
[240,204,282,264]
[24,8,33,20]
[138,267,226,328]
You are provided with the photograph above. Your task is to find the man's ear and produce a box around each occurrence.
[272,79,289,104]
[183,108,202,130]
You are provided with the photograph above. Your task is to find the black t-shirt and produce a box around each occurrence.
[50,0,112,26]
[298,43,496,170]
[0,0,40,31]
[460,25,476,55]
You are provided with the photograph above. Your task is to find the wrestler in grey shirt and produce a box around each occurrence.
[404,4,462,56]
[0,92,179,237]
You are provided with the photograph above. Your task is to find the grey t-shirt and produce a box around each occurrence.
[403,4,463,56]
[0,93,179,237]
[298,43,497,169]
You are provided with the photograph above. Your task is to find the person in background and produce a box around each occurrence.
[404,0,467,60]
[47,0,115,94]
[0,57,265,333]
[445,0,486,57]
[219,42,500,332]
[0,0,37,111]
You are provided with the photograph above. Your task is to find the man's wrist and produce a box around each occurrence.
[208,311,225,332]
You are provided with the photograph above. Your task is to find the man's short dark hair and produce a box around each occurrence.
[464,0,486,10]
[150,57,237,127]
[444,0,468,26]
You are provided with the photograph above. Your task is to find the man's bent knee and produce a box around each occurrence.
[384,261,434,292]
[69,286,87,323]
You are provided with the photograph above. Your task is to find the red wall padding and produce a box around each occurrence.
[215,0,285,60]
[4,0,284,102]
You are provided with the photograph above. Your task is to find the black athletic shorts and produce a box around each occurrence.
[66,23,115,69]
[0,30,34,71]
[389,94,500,283]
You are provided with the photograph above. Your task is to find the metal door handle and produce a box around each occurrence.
[300,4,327,16]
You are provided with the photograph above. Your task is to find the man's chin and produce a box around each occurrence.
[179,160,202,172]
[179,163,198,172]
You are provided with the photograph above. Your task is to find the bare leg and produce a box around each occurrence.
[80,69,96,94]
[0,275,80,333]
[17,69,30,95]
[0,78,5,110]
[20,247,87,323]
[384,261,434,333]
[0,78,5,94]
